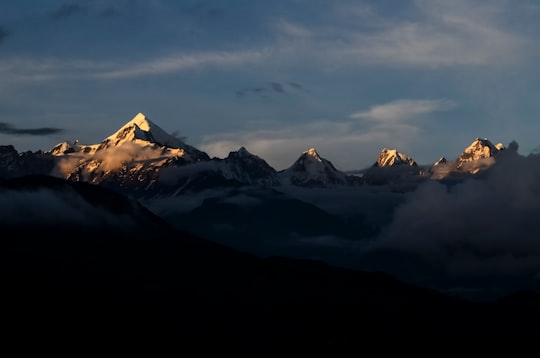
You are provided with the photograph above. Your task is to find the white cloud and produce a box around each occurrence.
[95,50,269,79]
[350,99,456,122]
[275,19,312,38]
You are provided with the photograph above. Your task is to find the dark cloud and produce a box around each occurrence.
[236,81,306,98]
[0,122,64,136]
[0,26,9,43]
[52,3,87,19]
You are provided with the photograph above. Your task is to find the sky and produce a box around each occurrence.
[1,0,540,170]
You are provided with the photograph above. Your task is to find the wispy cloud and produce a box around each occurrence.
[350,99,456,122]
[96,50,268,79]
[276,0,535,68]
[0,49,269,82]
[3,0,534,85]
[275,19,312,38]
[0,122,63,136]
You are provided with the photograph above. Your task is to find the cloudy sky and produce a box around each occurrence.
[1,0,540,170]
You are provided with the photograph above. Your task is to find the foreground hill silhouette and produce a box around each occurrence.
[1,176,539,353]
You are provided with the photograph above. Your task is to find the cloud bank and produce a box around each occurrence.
[374,146,540,281]
[0,188,136,228]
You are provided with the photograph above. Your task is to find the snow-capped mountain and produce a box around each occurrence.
[374,148,417,167]
[278,148,354,186]
[455,138,504,173]
[363,148,422,186]
[49,113,210,195]
[97,113,208,161]
[0,111,517,197]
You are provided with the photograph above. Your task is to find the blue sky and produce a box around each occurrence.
[1,0,540,170]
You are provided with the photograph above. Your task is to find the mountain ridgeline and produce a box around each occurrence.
[0,113,512,198]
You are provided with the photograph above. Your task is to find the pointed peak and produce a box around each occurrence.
[237,146,250,155]
[463,137,497,152]
[303,147,321,160]
[376,148,416,167]
[227,146,255,159]
[434,157,447,166]
[126,112,153,131]
[281,148,348,186]
[102,112,182,150]
[457,137,501,169]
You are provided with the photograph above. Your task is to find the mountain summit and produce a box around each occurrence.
[223,147,278,185]
[47,113,209,194]
[375,148,417,167]
[456,138,504,171]
[279,148,351,186]
[99,113,208,161]
[101,113,184,149]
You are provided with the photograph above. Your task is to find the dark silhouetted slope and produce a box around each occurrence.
[0,175,539,354]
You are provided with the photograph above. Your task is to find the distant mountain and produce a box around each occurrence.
[279,148,358,187]
[49,113,209,195]
[374,148,417,167]
[155,146,279,195]
[221,147,279,186]
[362,148,422,187]
[0,145,55,181]
[97,112,209,161]
[1,113,285,197]
[0,112,518,197]
[455,137,504,173]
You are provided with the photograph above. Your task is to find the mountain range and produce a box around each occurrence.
[0,112,509,198]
